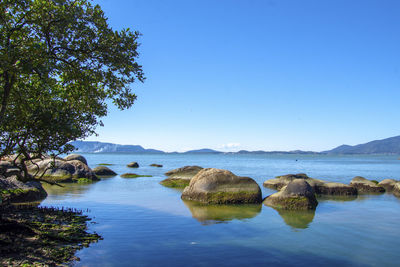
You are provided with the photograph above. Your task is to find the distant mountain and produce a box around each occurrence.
[183,148,222,154]
[70,141,164,153]
[325,136,400,154]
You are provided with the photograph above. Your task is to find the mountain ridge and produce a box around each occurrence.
[70,135,400,154]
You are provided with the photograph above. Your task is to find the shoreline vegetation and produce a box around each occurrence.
[0,204,102,266]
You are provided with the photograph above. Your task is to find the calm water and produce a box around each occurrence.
[40,154,400,266]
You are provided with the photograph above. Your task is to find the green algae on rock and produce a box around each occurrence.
[160,166,203,188]
[181,168,262,204]
[0,175,47,203]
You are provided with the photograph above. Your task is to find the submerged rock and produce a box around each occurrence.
[27,158,98,183]
[127,162,139,168]
[0,175,47,203]
[150,164,163,168]
[93,166,117,177]
[350,176,385,193]
[64,154,88,165]
[161,166,203,188]
[378,179,398,191]
[181,168,262,204]
[263,180,318,210]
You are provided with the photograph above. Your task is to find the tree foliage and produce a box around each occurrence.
[0,0,144,181]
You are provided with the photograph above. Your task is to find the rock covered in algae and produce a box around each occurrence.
[264,180,318,210]
[160,166,203,188]
[92,166,117,176]
[127,162,139,168]
[350,176,385,193]
[0,175,47,203]
[181,168,262,204]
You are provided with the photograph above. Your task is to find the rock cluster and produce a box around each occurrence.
[263,173,357,196]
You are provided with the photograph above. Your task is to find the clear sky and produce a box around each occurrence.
[86,0,400,152]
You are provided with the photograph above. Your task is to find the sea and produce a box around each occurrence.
[40,153,400,266]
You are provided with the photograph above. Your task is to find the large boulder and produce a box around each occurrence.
[160,166,203,188]
[0,175,47,203]
[64,154,88,165]
[93,166,117,177]
[378,179,397,191]
[27,158,98,183]
[263,180,318,210]
[181,168,262,204]
[350,176,385,193]
[127,162,139,168]
[263,173,356,196]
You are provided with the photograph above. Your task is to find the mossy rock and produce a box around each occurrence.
[150,164,163,168]
[98,163,114,166]
[160,178,190,188]
[127,162,139,168]
[120,173,152,178]
[264,180,318,210]
[181,168,262,204]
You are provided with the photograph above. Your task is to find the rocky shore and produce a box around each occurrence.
[0,204,102,266]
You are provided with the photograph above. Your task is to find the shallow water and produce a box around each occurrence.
[40,154,400,266]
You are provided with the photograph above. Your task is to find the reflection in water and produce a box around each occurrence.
[317,195,358,202]
[183,200,261,225]
[274,208,316,229]
[42,183,93,198]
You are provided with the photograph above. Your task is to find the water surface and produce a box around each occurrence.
[40,154,400,266]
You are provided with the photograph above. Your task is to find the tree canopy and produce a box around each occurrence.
[0,0,144,180]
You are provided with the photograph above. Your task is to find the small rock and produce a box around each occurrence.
[127,162,139,168]
[150,164,163,167]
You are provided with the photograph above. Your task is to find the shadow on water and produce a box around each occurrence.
[317,195,358,202]
[183,200,261,225]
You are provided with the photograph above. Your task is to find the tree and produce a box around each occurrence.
[0,0,144,181]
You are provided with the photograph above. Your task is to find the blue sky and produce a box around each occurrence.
[87,0,400,152]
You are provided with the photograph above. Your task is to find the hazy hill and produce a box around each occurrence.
[70,141,164,153]
[325,136,400,154]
